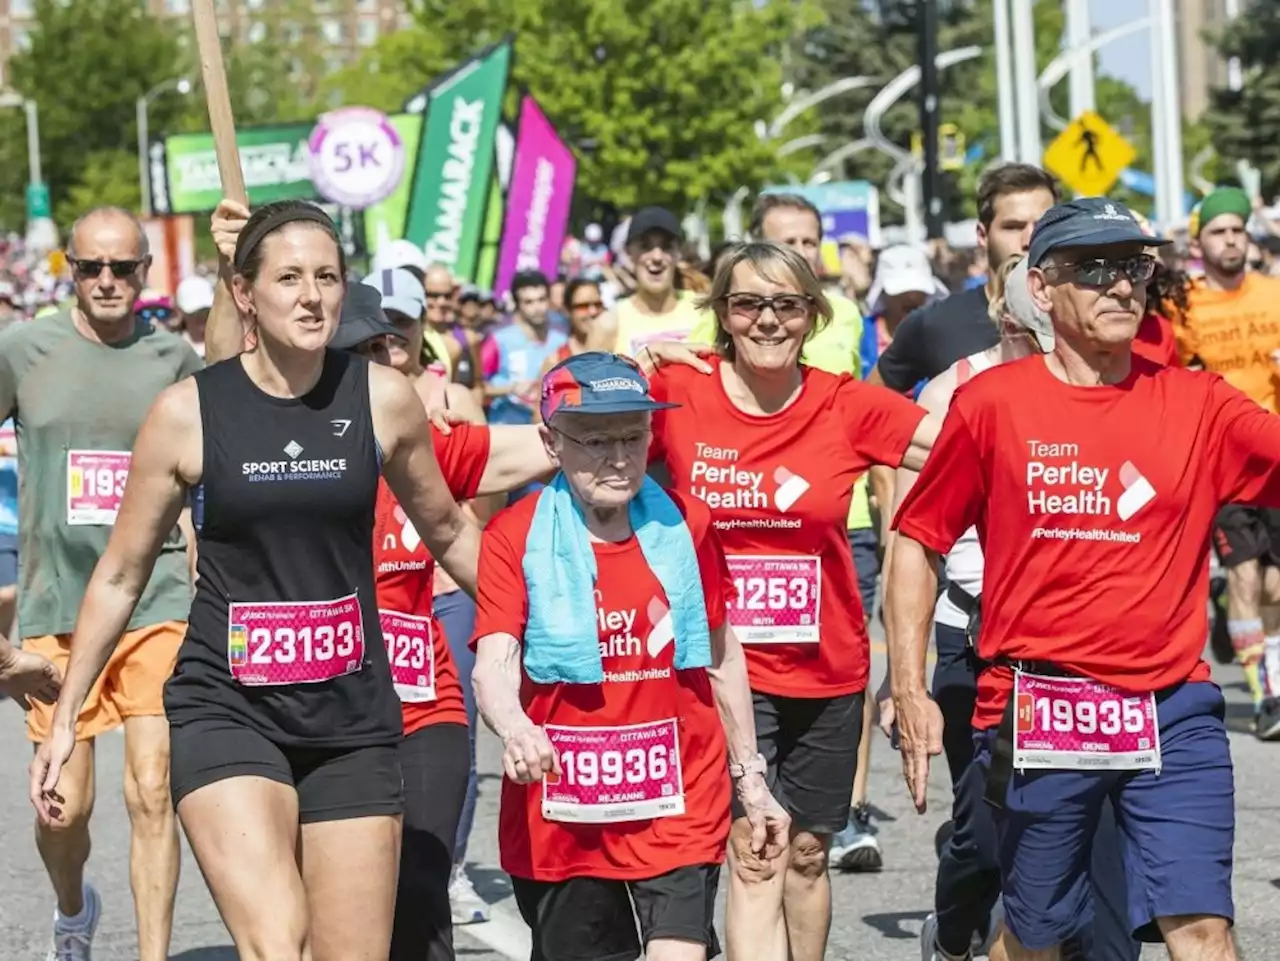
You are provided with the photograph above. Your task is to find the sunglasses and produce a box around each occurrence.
[722,292,814,322]
[1044,255,1157,288]
[69,258,145,280]
[136,306,173,325]
[571,299,605,312]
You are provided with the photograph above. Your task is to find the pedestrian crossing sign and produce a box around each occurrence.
[1043,111,1136,198]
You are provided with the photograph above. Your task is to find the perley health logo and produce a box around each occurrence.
[1025,441,1155,522]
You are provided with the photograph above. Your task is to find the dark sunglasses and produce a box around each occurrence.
[1044,255,1157,288]
[722,292,814,322]
[69,257,145,280]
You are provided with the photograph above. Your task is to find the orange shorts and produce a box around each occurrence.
[25,620,186,743]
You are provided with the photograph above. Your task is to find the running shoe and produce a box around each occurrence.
[1256,697,1280,741]
[918,898,1002,961]
[449,866,490,925]
[830,803,882,872]
[47,882,100,961]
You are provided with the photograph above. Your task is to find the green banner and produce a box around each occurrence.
[403,39,512,282]
[363,113,426,253]
[155,124,318,215]
[474,174,505,290]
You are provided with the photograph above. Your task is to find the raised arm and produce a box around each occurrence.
[205,200,253,364]
[32,380,201,820]
[372,364,482,598]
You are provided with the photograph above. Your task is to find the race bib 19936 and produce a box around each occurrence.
[542,718,684,824]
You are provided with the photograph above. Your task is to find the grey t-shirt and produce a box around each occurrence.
[0,311,204,637]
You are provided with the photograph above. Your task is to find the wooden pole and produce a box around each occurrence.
[190,0,246,205]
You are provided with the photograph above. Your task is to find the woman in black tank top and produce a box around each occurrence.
[32,200,484,961]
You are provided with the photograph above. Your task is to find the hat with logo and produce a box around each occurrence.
[1028,198,1171,267]
[540,351,680,422]
[1003,257,1054,353]
[363,267,426,320]
[176,275,215,314]
[331,283,407,352]
[867,244,944,308]
[625,207,683,246]
[371,239,429,276]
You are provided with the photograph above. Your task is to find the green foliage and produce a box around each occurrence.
[1206,2,1280,198]
[55,151,143,227]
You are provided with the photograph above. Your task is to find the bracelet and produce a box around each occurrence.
[729,752,767,780]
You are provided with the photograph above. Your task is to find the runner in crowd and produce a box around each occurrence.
[30,200,485,961]
[647,241,939,960]
[134,289,177,332]
[595,207,705,357]
[888,197,1274,961]
[869,163,1059,391]
[471,350,790,961]
[486,270,568,425]
[540,277,606,378]
[1173,186,1280,737]
[2,206,203,961]
[175,275,216,359]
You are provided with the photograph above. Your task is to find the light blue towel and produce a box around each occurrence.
[522,472,712,684]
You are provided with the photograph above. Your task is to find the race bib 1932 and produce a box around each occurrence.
[1013,672,1161,773]
[380,609,436,703]
[726,554,820,644]
[66,450,131,526]
[228,594,365,687]
[542,718,684,824]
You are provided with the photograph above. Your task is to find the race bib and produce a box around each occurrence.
[542,718,685,824]
[380,609,436,703]
[1013,672,1161,772]
[66,450,131,526]
[228,594,365,687]
[726,555,820,643]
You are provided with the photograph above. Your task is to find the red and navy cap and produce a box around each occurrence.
[540,351,679,422]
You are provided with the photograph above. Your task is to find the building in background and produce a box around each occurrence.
[0,0,411,90]
[1175,0,1236,119]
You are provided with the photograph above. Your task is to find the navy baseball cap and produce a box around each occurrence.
[1028,198,1171,268]
[540,352,679,422]
[331,284,407,352]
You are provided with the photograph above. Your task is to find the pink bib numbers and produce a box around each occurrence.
[228,594,365,687]
[1013,672,1161,772]
[726,555,821,644]
[542,719,685,824]
[66,450,131,525]
[379,610,436,703]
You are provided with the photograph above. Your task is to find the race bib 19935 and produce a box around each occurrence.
[66,450,131,526]
[726,554,820,644]
[1013,671,1160,773]
[542,718,684,824]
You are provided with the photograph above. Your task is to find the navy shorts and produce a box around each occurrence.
[979,680,1233,949]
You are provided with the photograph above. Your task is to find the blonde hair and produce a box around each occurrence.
[987,254,1024,326]
[696,242,833,362]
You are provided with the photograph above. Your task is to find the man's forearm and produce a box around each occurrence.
[885,536,939,698]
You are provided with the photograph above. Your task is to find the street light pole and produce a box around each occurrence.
[918,0,943,240]
[993,0,1018,162]
[1065,0,1096,116]
[1011,0,1041,164]
[138,77,192,219]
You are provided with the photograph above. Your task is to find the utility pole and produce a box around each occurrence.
[917,0,943,239]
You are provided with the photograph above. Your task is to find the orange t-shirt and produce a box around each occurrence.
[472,490,733,882]
[1175,273,1280,412]
[894,355,1280,730]
[373,424,489,735]
[648,358,926,698]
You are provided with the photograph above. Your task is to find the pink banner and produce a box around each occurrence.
[494,96,577,297]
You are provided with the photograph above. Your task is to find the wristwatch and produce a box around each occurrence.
[729,753,767,780]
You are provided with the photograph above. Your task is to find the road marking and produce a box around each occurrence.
[456,902,531,960]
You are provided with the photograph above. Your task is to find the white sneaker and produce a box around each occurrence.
[449,867,490,925]
[47,882,100,961]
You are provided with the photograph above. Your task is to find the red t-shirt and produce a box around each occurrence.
[374,424,489,736]
[473,490,733,882]
[893,355,1280,729]
[648,359,925,697]
[1132,311,1178,367]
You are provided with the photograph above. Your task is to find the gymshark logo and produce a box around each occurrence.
[283,440,303,459]
[331,419,351,438]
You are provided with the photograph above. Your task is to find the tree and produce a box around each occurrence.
[0,0,186,231]
[326,0,800,212]
[56,151,143,227]
[1206,2,1280,198]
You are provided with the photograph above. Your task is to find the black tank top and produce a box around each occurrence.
[163,351,401,748]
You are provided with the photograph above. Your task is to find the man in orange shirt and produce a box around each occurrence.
[1176,186,1280,738]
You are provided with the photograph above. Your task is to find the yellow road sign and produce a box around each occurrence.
[911,123,966,172]
[1043,110,1136,198]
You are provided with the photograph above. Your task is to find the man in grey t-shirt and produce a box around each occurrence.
[0,207,201,961]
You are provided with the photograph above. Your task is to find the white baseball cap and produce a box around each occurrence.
[867,244,945,309]
[176,275,215,314]
[1003,257,1054,353]
[363,267,426,319]
[584,223,603,243]
[371,239,429,275]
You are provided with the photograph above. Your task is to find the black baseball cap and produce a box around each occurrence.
[1028,198,1170,268]
[331,284,407,352]
[626,207,683,246]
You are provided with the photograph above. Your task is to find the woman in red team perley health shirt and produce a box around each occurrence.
[644,242,939,961]
[471,351,789,961]
[887,198,1280,961]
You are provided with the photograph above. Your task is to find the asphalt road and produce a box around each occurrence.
[0,635,1273,960]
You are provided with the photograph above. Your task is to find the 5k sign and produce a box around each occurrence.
[308,107,406,209]
[403,39,512,282]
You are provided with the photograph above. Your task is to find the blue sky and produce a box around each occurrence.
[1091,2,1153,99]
